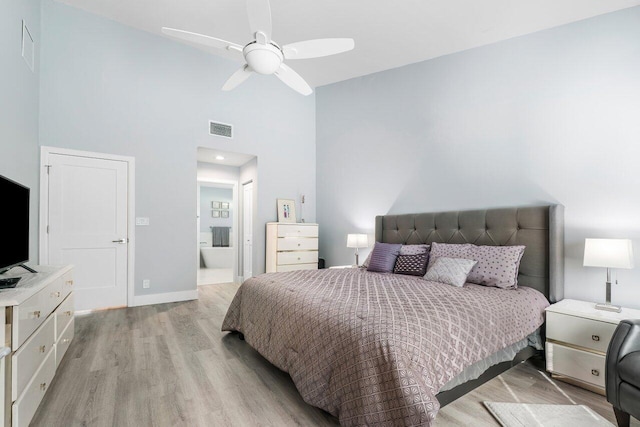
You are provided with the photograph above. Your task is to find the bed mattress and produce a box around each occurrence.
[222,268,549,426]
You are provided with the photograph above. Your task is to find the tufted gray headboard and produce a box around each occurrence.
[375,205,564,302]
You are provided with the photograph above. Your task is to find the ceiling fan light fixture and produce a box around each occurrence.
[243,43,283,75]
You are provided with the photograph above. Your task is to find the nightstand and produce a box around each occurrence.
[545,299,640,394]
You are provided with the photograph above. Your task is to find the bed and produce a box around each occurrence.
[222,205,564,426]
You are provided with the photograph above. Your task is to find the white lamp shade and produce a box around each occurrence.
[347,234,368,248]
[583,238,634,269]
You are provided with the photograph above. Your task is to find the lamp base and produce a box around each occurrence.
[595,303,622,313]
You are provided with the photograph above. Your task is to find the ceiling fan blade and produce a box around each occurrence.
[246,0,272,42]
[282,38,355,60]
[222,65,254,91]
[274,64,312,96]
[162,27,243,53]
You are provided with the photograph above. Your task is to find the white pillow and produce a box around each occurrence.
[423,257,477,287]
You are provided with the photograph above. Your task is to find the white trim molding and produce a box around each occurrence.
[132,289,199,307]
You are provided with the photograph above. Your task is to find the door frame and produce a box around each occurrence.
[241,179,254,282]
[39,146,136,307]
[196,179,239,283]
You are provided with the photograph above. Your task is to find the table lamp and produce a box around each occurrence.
[583,238,634,313]
[347,234,368,266]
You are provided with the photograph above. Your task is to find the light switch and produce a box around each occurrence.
[136,217,150,226]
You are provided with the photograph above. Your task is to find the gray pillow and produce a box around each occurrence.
[367,242,402,273]
[399,244,430,256]
[428,243,526,289]
[423,257,477,287]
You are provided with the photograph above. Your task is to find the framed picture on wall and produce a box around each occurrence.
[212,201,221,209]
[221,211,229,218]
[212,210,220,218]
[277,199,297,223]
[221,202,229,209]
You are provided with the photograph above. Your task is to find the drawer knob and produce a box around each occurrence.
[39,345,46,353]
[592,335,600,342]
[40,382,47,391]
[591,369,600,377]
[66,280,74,286]
[51,291,61,298]
[64,310,73,316]
[297,257,301,260]
[297,243,301,247]
[63,338,71,344]
[32,310,41,319]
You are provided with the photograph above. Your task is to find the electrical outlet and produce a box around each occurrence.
[143,279,150,289]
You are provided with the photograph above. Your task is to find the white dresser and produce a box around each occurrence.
[545,298,640,394]
[266,223,319,273]
[0,265,74,427]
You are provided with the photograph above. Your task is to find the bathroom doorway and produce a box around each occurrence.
[197,147,257,285]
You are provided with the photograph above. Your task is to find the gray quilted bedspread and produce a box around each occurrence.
[221,268,549,426]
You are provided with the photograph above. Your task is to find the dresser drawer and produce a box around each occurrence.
[12,314,56,400]
[277,263,318,272]
[13,278,64,349]
[546,342,605,389]
[56,318,74,368]
[12,347,56,427]
[277,225,318,238]
[55,293,74,341]
[277,251,318,266]
[546,311,616,353]
[277,238,318,251]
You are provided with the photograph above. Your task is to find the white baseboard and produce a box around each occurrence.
[131,289,199,307]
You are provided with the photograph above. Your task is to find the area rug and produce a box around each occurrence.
[483,402,614,427]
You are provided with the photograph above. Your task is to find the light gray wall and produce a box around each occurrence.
[200,187,233,231]
[39,0,316,297]
[1,0,41,266]
[317,7,640,308]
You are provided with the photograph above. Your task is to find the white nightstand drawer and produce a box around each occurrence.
[277,238,318,251]
[546,342,605,389]
[13,278,64,349]
[277,251,318,266]
[277,224,318,238]
[546,311,617,353]
[276,263,318,272]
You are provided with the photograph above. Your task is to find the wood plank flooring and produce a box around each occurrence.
[31,282,636,426]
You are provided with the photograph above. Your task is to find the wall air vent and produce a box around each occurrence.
[209,121,233,139]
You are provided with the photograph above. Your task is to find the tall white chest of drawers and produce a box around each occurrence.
[0,265,74,427]
[545,299,640,394]
[266,223,319,273]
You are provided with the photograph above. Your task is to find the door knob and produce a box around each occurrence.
[112,238,127,244]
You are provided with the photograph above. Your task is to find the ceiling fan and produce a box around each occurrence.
[162,0,354,96]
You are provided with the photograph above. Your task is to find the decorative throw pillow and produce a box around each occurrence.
[367,242,402,273]
[428,243,526,289]
[394,253,429,276]
[399,244,430,256]
[423,257,477,287]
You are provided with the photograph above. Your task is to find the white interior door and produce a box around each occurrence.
[242,182,253,280]
[47,154,128,311]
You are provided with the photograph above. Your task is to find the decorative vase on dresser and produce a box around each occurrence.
[545,298,640,395]
[266,223,319,273]
[0,265,74,427]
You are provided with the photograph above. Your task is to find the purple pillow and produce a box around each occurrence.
[367,242,402,273]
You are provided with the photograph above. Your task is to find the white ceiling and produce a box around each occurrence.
[197,147,256,167]
[56,0,640,88]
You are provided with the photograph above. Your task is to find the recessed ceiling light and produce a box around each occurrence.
[216,155,225,160]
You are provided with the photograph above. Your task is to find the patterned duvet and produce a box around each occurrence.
[221,268,549,426]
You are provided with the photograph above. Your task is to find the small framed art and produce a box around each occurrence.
[221,211,229,218]
[221,202,229,209]
[212,210,220,218]
[212,201,221,209]
[277,199,296,223]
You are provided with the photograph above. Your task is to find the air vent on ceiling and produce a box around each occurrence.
[209,121,233,139]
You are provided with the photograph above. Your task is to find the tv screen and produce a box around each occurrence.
[0,175,30,274]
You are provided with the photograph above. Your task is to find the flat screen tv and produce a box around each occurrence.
[0,175,35,275]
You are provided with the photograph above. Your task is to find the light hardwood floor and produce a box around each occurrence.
[31,282,635,426]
